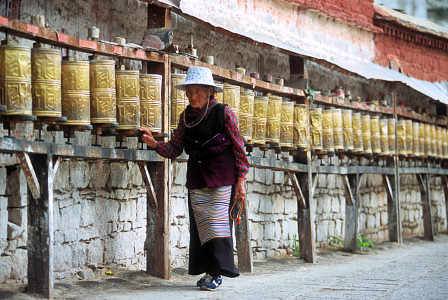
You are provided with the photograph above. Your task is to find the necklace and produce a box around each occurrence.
[184,95,211,128]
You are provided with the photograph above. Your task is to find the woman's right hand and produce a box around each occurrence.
[139,127,158,149]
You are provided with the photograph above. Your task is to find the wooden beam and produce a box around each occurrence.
[343,174,358,252]
[236,198,253,273]
[17,152,40,200]
[27,154,55,298]
[53,156,61,178]
[392,88,403,244]
[137,162,158,209]
[311,173,319,199]
[416,174,434,241]
[382,174,394,204]
[287,172,306,209]
[441,175,448,234]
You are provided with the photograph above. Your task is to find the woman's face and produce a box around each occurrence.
[186,85,212,109]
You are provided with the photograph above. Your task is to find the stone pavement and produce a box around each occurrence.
[1,234,447,300]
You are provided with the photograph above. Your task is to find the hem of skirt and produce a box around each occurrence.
[188,269,240,278]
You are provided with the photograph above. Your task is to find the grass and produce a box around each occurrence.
[327,235,377,254]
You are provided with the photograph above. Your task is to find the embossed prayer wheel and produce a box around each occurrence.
[31,45,61,117]
[361,115,372,154]
[412,122,419,157]
[171,73,187,130]
[430,125,436,158]
[379,119,389,155]
[437,126,443,159]
[223,83,240,120]
[322,109,334,153]
[239,90,254,142]
[293,104,308,149]
[397,120,406,156]
[423,123,431,157]
[332,109,343,151]
[388,119,396,154]
[215,83,223,103]
[370,116,381,155]
[310,108,323,150]
[0,44,32,116]
[352,113,363,152]
[61,60,90,125]
[342,109,353,151]
[89,59,116,123]
[266,95,282,144]
[419,122,426,157]
[115,69,140,130]
[443,128,448,159]
[405,120,413,156]
[140,74,162,133]
[252,96,269,145]
[280,101,294,148]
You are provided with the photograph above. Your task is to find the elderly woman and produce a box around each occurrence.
[139,66,249,291]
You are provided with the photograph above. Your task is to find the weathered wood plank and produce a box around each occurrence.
[342,175,354,206]
[137,162,158,209]
[441,175,448,234]
[27,154,54,299]
[392,89,402,244]
[311,173,318,199]
[416,174,434,241]
[236,198,253,273]
[382,174,394,205]
[17,152,40,200]
[287,172,306,209]
[344,174,358,252]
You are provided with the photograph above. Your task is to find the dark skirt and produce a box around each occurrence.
[187,185,240,278]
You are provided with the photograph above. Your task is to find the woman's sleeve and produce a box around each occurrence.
[223,106,249,179]
[155,111,186,159]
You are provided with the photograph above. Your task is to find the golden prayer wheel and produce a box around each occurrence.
[223,83,240,120]
[388,119,396,154]
[140,73,162,133]
[397,120,406,156]
[332,109,343,150]
[61,60,90,125]
[215,83,223,103]
[419,122,426,157]
[370,116,381,154]
[379,119,389,155]
[0,44,32,116]
[443,128,448,159]
[239,91,254,142]
[31,45,61,117]
[405,120,413,156]
[352,113,363,152]
[342,109,353,151]
[116,69,140,130]
[280,101,294,148]
[322,109,334,153]
[310,108,323,150]
[436,126,442,159]
[430,125,436,158]
[361,115,372,154]
[252,96,269,145]
[294,104,307,149]
[266,95,282,144]
[89,59,116,123]
[424,123,431,157]
[171,73,187,130]
[412,122,419,157]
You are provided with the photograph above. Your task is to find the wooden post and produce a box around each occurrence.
[343,174,358,252]
[235,199,253,272]
[392,88,402,243]
[441,175,448,234]
[416,174,434,240]
[145,53,171,279]
[27,153,55,299]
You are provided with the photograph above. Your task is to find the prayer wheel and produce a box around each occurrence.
[280,101,294,148]
[89,59,116,123]
[223,83,240,120]
[342,109,353,151]
[293,104,308,149]
[379,118,389,155]
[419,122,426,157]
[31,44,61,117]
[310,108,323,151]
[405,120,413,156]
[322,109,334,153]
[115,70,140,130]
[423,123,431,157]
[370,115,381,155]
[413,122,419,157]
[252,96,269,145]
[436,126,442,159]
[397,120,406,156]
[332,108,343,151]
[430,125,436,158]
[61,60,90,125]
[140,73,162,133]
[443,128,448,159]
[388,119,396,154]
[266,95,282,144]
[171,73,187,130]
[215,83,223,103]
[361,115,372,154]
[0,44,32,116]
[239,90,254,142]
[352,113,363,152]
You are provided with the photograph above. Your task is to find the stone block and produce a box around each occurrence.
[10,248,27,280]
[69,160,89,189]
[375,213,381,228]
[173,162,187,186]
[77,268,95,280]
[60,204,81,230]
[7,222,24,240]
[318,174,326,188]
[111,189,131,201]
[54,244,72,272]
[89,161,110,189]
[129,162,143,186]
[109,162,129,189]
[251,222,263,240]
[335,219,343,237]
[331,197,340,213]
[258,195,273,214]
[7,207,26,227]
[381,211,388,226]
[71,243,88,268]
[119,200,137,222]
[80,200,97,227]
[6,168,27,196]
[0,256,12,283]
[110,231,136,260]
[327,175,335,189]
[366,214,376,229]
[0,168,6,195]
[274,171,284,184]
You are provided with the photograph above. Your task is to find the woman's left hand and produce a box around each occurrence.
[234,178,246,202]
